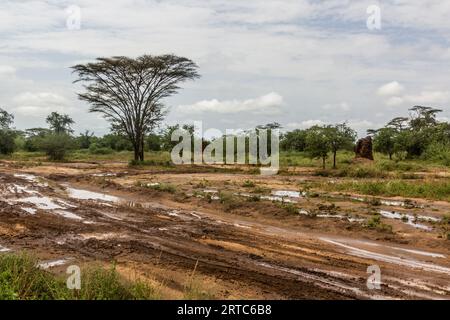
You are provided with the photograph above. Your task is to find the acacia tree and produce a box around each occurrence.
[72,55,200,161]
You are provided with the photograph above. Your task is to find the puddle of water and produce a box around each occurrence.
[14,173,39,182]
[92,173,117,177]
[18,196,65,210]
[100,211,123,221]
[38,258,72,269]
[189,212,202,219]
[167,210,180,217]
[66,187,120,202]
[0,245,11,252]
[257,261,390,300]
[348,239,446,259]
[203,189,218,194]
[21,207,37,215]
[14,173,48,187]
[379,210,434,231]
[350,196,424,209]
[234,223,251,229]
[271,190,306,198]
[80,232,122,240]
[298,209,363,223]
[321,238,450,275]
[54,210,83,220]
[235,192,297,203]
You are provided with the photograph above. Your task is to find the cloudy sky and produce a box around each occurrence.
[1,0,450,137]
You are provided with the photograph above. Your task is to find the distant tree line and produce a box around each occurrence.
[1,105,448,167]
[279,106,450,167]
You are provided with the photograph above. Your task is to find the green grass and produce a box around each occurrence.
[0,253,158,300]
[140,182,177,194]
[365,215,393,233]
[2,150,448,179]
[321,180,450,201]
[242,180,256,188]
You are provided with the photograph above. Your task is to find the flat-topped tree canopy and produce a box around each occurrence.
[72,54,200,161]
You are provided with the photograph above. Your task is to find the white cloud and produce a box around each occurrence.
[404,91,450,105]
[13,92,71,117]
[377,81,404,96]
[176,92,284,115]
[285,120,326,129]
[386,90,450,106]
[386,96,405,107]
[321,102,350,111]
[0,65,15,76]
[0,1,448,134]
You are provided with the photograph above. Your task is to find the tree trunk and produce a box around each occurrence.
[322,157,326,169]
[140,138,145,161]
[389,153,392,160]
[333,151,337,169]
[134,146,139,162]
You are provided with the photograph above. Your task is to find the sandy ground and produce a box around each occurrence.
[0,161,449,300]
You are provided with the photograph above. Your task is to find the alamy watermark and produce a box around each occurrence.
[170,122,279,176]
[66,5,82,30]
[366,265,381,290]
[66,265,81,290]
[367,5,381,30]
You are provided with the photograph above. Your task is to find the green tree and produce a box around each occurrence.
[280,129,307,151]
[0,108,16,155]
[78,130,94,149]
[324,123,357,169]
[305,126,329,169]
[0,108,14,129]
[146,133,162,151]
[373,127,397,160]
[72,54,200,161]
[46,112,74,134]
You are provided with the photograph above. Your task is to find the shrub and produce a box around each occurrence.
[421,142,450,166]
[89,143,114,155]
[144,182,176,194]
[38,133,74,161]
[280,203,298,214]
[0,130,16,155]
[366,215,393,233]
[242,180,255,188]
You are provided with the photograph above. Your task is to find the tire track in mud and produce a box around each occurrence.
[0,171,449,299]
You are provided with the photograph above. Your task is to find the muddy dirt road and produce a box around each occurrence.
[0,162,449,299]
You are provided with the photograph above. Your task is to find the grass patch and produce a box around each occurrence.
[142,182,176,194]
[321,180,450,201]
[0,253,158,300]
[365,215,393,233]
[279,203,299,215]
[242,180,256,188]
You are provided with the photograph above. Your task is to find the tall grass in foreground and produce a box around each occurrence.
[0,253,158,300]
[323,180,450,201]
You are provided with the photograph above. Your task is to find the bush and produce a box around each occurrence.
[0,130,16,155]
[366,215,393,233]
[38,133,75,161]
[89,143,114,155]
[242,180,255,188]
[421,142,450,166]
